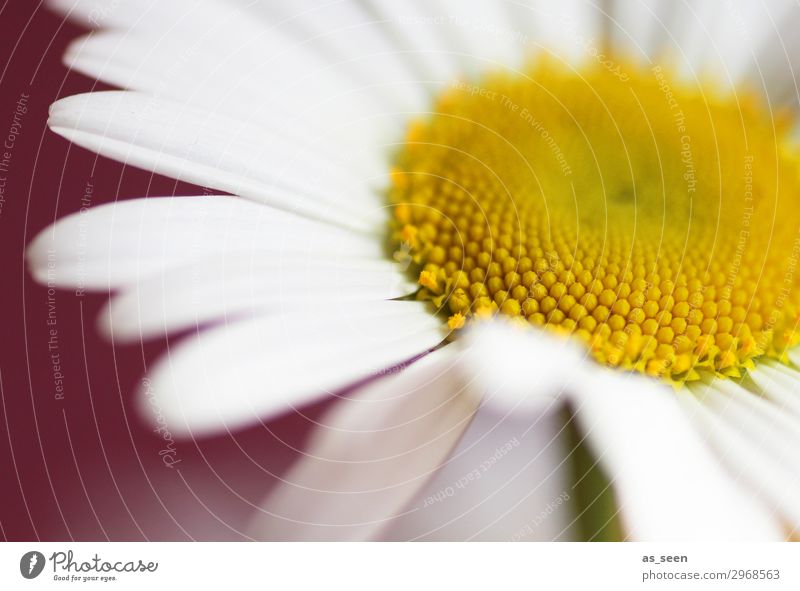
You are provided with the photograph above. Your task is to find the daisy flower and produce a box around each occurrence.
[28,0,800,541]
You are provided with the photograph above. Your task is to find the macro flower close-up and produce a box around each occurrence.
[15,0,800,544]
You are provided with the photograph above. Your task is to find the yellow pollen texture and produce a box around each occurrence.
[389,58,800,383]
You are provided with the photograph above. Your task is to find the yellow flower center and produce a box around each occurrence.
[389,58,800,383]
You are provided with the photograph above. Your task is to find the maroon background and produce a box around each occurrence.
[0,1,324,540]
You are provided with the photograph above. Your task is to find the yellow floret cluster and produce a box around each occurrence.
[389,57,800,383]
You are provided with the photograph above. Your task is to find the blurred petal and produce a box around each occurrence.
[142,300,444,436]
[248,347,478,541]
[27,196,386,289]
[382,321,582,540]
[382,398,577,541]
[456,320,588,414]
[750,361,800,418]
[48,92,383,230]
[574,370,783,540]
[682,379,800,534]
[102,256,414,341]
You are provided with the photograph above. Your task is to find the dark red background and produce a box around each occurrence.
[0,1,322,540]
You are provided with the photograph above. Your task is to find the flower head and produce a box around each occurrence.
[29,0,800,541]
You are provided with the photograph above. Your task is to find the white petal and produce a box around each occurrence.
[102,256,415,341]
[414,0,522,73]
[683,379,800,532]
[248,347,478,541]
[456,320,588,414]
[653,0,795,96]
[664,0,727,80]
[382,398,577,541]
[746,1,800,107]
[48,92,385,230]
[141,300,445,436]
[363,0,463,81]
[573,369,782,540]
[686,0,796,94]
[27,196,385,289]
[52,0,436,110]
[788,348,800,367]
[702,379,800,476]
[748,361,800,419]
[58,0,429,162]
[49,0,185,30]
[63,28,400,165]
[608,0,672,64]
[458,322,782,540]
[679,388,799,534]
[257,0,433,111]
[705,0,789,83]
[522,0,604,65]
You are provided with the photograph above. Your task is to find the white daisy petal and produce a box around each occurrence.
[53,0,436,111]
[788,348,800,367]
[382,398,577,541]
[701,380,800,477]
[689,379,800,532]
[257,0,433,111]
[363,0,463,81]
[141,300,445,436]
[747,0,800,107]
[58,0,445,167]
[49,0,186,30]
[748,361,800,419]
[523,0,603,65]
[102,257,415,341]
[456,320,587,414]
[48,92,385,229]
[704,0,784,83]
[688,0,795,93]
[661,0,737,81]
[416,0,521,73]
[680,385,800,534]
[662,0,794,92]
[248,347,478,541]
[608,0,671,64]
[27,196,385,289]
[63,26,402,160]
[573,370,783,540]
[63,28,347,116]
